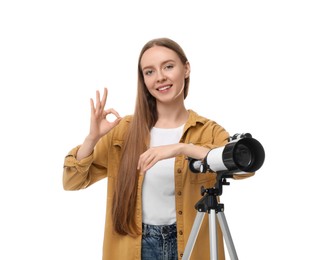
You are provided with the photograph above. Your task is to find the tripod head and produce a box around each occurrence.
[195,172,230,213]
[212,172,231,196]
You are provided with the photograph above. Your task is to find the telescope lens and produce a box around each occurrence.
[234,144,252,168]
[206,135,265,173]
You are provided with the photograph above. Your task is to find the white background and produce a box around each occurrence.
[1,0,320,259]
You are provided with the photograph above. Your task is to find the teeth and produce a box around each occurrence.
[158,86,171,91]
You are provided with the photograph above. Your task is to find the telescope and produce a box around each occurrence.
[189,133,265,176]
[184,133,265,259]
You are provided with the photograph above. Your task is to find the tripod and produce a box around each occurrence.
[182,174,238,260]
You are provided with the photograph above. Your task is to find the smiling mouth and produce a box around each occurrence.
[157,85,172,91]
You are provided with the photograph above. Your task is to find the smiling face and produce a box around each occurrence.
[140,46,190,106]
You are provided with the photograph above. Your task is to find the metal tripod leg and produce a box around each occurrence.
[182,211,205,260]
[217,211,238,260]
[209,209,218,260]
[182,210,238,260]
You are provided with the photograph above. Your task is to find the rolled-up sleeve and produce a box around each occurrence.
[63,146,96,190]
[64,146,94,173]
[63,142,110,190]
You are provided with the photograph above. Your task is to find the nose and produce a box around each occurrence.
[156,70,166,82]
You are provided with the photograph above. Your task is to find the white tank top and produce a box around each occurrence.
[142,124,184,225]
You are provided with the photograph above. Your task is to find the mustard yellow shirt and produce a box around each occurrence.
[63,110,253,260]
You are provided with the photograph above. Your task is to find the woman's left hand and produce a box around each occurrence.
[137,144,182,174]
[137,143,209,174]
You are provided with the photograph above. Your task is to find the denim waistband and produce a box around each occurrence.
[142,223,177,237]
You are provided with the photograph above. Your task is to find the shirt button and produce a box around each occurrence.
[179,230,183,235]
[178,211,183,215]
[177,168,182,173]
[177,191,182,196]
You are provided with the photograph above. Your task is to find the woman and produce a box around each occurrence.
[63,37,252,259]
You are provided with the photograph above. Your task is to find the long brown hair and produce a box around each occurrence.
[112,38,190,236]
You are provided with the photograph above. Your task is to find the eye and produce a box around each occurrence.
[144,69,153,76]
[164,64,174,70]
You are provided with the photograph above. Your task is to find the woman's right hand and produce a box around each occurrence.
[76,88,121,160]
[88,87,122,142]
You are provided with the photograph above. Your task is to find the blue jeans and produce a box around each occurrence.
[141,223,178,260]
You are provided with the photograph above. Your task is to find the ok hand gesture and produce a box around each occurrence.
[76,88,122,161]
[89,87,122,142]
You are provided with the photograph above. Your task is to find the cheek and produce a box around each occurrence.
[173,73,185,87]
[143,77,154,90]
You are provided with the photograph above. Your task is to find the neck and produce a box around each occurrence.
[154,103,189,128]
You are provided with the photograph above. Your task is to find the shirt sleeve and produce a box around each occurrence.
[62,142,108,190]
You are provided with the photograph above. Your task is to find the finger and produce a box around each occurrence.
[137,152,147,170]
[95,90,101,111]
[90,98,95,115]
[141,153,157,172]
[109,116,122,129]
[137,152,149,170]
[143,157,158,172]
[105,108,122,119]
[100,87,108,110]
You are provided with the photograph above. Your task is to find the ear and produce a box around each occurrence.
[184,61,191,78]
